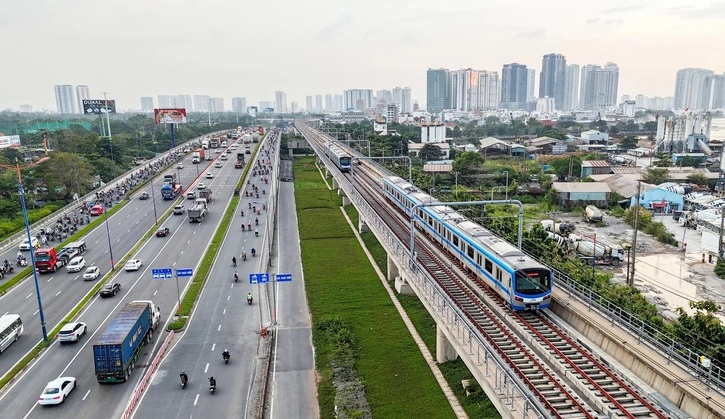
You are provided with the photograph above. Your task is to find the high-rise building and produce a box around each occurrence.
[564,64,580,111]
[526,69,536,103]
[274,91,287,113]
[54,85,77,114]
[290,101,299,113]
[140,97,154,112]
[194,95,211,112]
[231,97,247,113]
[579,63,619,109]
[334,94,343,112]
[324,94,333,111]
[305,96,313,112]
[674,68,715,109]
[376,89,392,106]
[157,95,174,108]
[343,89,374,111]
[19,104,32,113]
[392,86,412,113]
[386,104,399,123]
[259,101,274,111]
[710,74,725,109]
[500,63,529,110]
[315,95,323,112]
[210,97,224,112]
[539,53,567,109]
[426,68,450,113]
[176,95,193,111]
[76,85,90,113]
[448,69,499,111]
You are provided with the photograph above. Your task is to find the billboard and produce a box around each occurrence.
[82,99,116,115]
[154,108,187,124]
[0,135,21,149]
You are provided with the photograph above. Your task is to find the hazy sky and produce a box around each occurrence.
[2,0,724,112]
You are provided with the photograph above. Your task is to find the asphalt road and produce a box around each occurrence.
[132,137,276,419]
[0,140,245,418]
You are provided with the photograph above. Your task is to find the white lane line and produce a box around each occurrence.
[26,294,32,299]
[33,309,39,315]
[217,324,221,331]
[211,343,216,352]
[82,389,91,400]
[193,394,199,406]
[55,290,62,297]
[153,290,158,296]
[47,277,53,283]
[227,296,230,301]
[204,363,209,373]
[222,308,226,315]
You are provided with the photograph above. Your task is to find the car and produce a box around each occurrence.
[99,282,121,298]
[230,144,237,150]
[139,192,150,200]
[57,322,87,343]
[215,161,222,168]
[19,237,40,251]
[90,205,104,216]
[197,182,206,189]
[38,377,76,405]
[156,227,170,237]
[83,266,100,281]
[186,191,196,200]
[177,163,183,169]
[66,256,86,273]
[245,149,251,154]
[173,205,185,215]
[220,154,228,161]
[206,172,214,179]
[124,259,142,271]
[206,155,213,161]
[215,149,221,154]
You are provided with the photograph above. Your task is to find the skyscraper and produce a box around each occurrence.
[176,95,193,111]
[274,91,288,113]
[579,63,619,109]
[448,69,499,111]
[710,74,725,109]
[539,53,567,109]
[426,68,449,113]
[500,63,529,110]
[140,97,154,112]
[564,64,580,111]
[54,85,77,114]
[334,94,343,112]
[290,101,299,113]
[315,95,323,112]
[526,69,536,104]
[76,85,90,113]
[232,97,247,113]
[674,68,715,109]
[305,96,313,112]
[194,95,211,112]
[324,94,333,111]
[392,87,412,113]
[210,97,224,112]
[343,89,374,111]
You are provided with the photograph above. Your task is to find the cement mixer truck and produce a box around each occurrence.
[568,234,625,266]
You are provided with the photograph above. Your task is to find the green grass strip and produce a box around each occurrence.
[294,157,457,419]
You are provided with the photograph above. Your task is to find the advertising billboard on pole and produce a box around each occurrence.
[0,135,21,149]
[154,108,187,124]
[82,99,116,115]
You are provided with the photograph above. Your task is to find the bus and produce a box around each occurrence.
[0,314,23,353]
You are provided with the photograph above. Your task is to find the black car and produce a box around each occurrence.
[99,283,121,298]
[156,227,170,237]
[139,192,150,200]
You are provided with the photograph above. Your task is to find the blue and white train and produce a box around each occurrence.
[382,176,552,310]
[324,142,352,172]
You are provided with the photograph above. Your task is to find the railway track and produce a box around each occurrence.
[348,166,669,419]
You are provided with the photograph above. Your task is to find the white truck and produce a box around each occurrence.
[188,198,208,223]
[584,205,604,223]
[568,234,625,266]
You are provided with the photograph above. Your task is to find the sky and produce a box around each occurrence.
[1,0,725,112]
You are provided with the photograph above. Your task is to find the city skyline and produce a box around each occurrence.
[1,0,724,111]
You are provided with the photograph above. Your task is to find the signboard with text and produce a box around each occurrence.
[0,135,21,149]
[82,99,116,115]
[154,108,187,124]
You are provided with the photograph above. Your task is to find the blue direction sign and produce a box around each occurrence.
[249,273,270,285]
[176,268,193,277]
[152,268,173,280]
[276,273,292,282]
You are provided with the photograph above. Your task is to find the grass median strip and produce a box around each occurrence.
[294,157,456,419]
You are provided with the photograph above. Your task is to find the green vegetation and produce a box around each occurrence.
[623,206,678,246]
[295,158,456,419]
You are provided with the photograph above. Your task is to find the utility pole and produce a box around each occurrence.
[628,181,641,286]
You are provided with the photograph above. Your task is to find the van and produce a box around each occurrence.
[66,256,86,273]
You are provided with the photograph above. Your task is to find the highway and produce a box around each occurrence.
[0,138,247,418]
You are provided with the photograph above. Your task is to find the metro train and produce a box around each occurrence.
[382,176,552,310]
[324,142,352,172]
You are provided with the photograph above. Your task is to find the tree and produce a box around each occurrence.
[687,173,710,186]
[37,152,96,200]
[643,167,671,185]
[549,156,581,180]
[452,152,486,182]
[418,144,443,162]
[642,121,657,131]
[620,136,638,150]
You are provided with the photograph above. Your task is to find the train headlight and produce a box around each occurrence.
[543,294,551,300]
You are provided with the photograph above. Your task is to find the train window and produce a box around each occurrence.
[496,269,502,282]
[467,245,474,258]
[452,236,458,247]
[476,254,481,265]
[515,269,551,295]
[484,258,492,274]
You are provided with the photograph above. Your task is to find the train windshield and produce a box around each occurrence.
[340,156,351,166]
[515,269,551,295]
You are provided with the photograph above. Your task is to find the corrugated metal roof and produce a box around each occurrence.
[478,137,508,149]
[423,163,452,173]
[552,182,611,193]
[581,160,610,168]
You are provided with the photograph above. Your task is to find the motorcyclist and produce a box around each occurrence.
[255,229,259,237]
[251,248,256,257]
[247,293,253,304]
[180,371,188,385]
[242,250,246,261]
[248,202,251,209]
[232,256,237,266]
[209,376,216,388]
[255,217,258,225]
[241,224,246,232]
[240,210,244,217]
[234,271,239,282]
[222,349,230,360]
[248,223,252,231]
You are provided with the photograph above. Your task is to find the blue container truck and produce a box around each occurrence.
[93,300,160,383]
[161,183,181,200]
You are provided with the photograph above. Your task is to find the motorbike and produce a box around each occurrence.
[180,374,188,389]
[255,230,259,237]
[255,218,258,226]
[232,257,237,267]
[209,378,216,394]
[242,252,247,261]
[248,224,252,231]
[234,272,239,282]
[247,295,253,305]
[223,353,230,364]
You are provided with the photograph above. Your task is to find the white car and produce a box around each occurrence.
[57,322,87,343]
[83,266,100,281]
[19,237,39,251]
[220,154,228,160]
[215,161,222,168]
[197,182,206,189]
[38,377,76,405]
[206,172,214,179]
[66,256,86,273]
[124,259,142,271]
[177,163,183,169]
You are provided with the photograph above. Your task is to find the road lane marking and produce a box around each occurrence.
[26,294,32,299]
[204,363,209,373]
[47,277,53,283]
[55,290,61,297]
[222,309,226,315]
[217,324,221,331]
[153,290,158,296]
[227,296,230,301]
[193,394,199,405]
[33,309,39,315]
[211,343,216,351]
[82,389,91,400]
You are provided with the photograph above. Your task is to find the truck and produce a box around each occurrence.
[584,205,604,223]
[192,148,205,164]
[210,137,219,148]
[198,188,213,202]
[235,152,245,169]
[57,241,87,265]
[201,139,209,149]
[34,247,63,273]
[242,133,251,144]
[540,220,574,236]
[188,198,208,223]
[161,182,182,200]
[568,234,625,266]
[163,173,177,185]
[93,300,161,383]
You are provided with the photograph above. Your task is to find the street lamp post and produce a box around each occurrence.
[103,204,115,271]
[150,178,158,224]
[3,159,50,341]
[103,92,115,179]
[503,171,509,200]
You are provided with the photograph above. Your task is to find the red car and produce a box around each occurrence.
[156,227,170,237]
[90,205,104,216]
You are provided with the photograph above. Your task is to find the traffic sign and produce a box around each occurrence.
[176,268,193,277]
[276,273,292,282]
[151,268,173,280]
[249,273,270,285]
